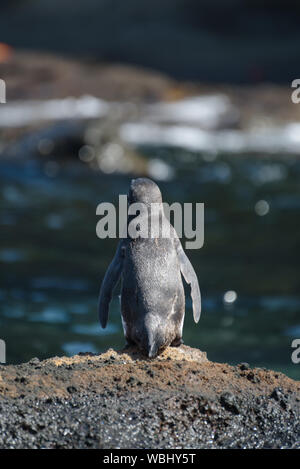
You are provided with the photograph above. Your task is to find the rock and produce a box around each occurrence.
[247,371,260,384]
[0,345,299,449]
[220,392,240,415]
[239,362,250,371]
[66,386,77,394]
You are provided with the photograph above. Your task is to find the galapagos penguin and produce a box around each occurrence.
[98,178,201,357]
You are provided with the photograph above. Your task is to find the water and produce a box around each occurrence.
[0,149,299,379]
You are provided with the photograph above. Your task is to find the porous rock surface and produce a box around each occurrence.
[0,345,299,449]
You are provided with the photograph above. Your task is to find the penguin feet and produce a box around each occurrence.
[124,337,135,349]
[170,337,184,347]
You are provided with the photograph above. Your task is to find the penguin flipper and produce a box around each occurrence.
[98,241,125,328]
[174,237,201,323]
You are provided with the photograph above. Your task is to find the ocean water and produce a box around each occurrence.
[0,149,299,379]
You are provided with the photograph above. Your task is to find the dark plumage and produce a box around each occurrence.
[98,178,201,357]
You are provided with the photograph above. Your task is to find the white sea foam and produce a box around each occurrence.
[1,94,300,155]
[0,95,109,127]
[145,94,238,129]
[120,122,300,154]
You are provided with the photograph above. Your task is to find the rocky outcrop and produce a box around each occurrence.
[0,346,299,448]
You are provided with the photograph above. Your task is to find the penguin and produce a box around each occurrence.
[98,178,201,358]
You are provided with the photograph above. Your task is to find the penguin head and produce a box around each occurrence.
[129,178,162,206]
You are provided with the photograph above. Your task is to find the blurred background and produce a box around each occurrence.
[0,0,299,378]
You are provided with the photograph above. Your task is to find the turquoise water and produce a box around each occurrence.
[0,149,299,379]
